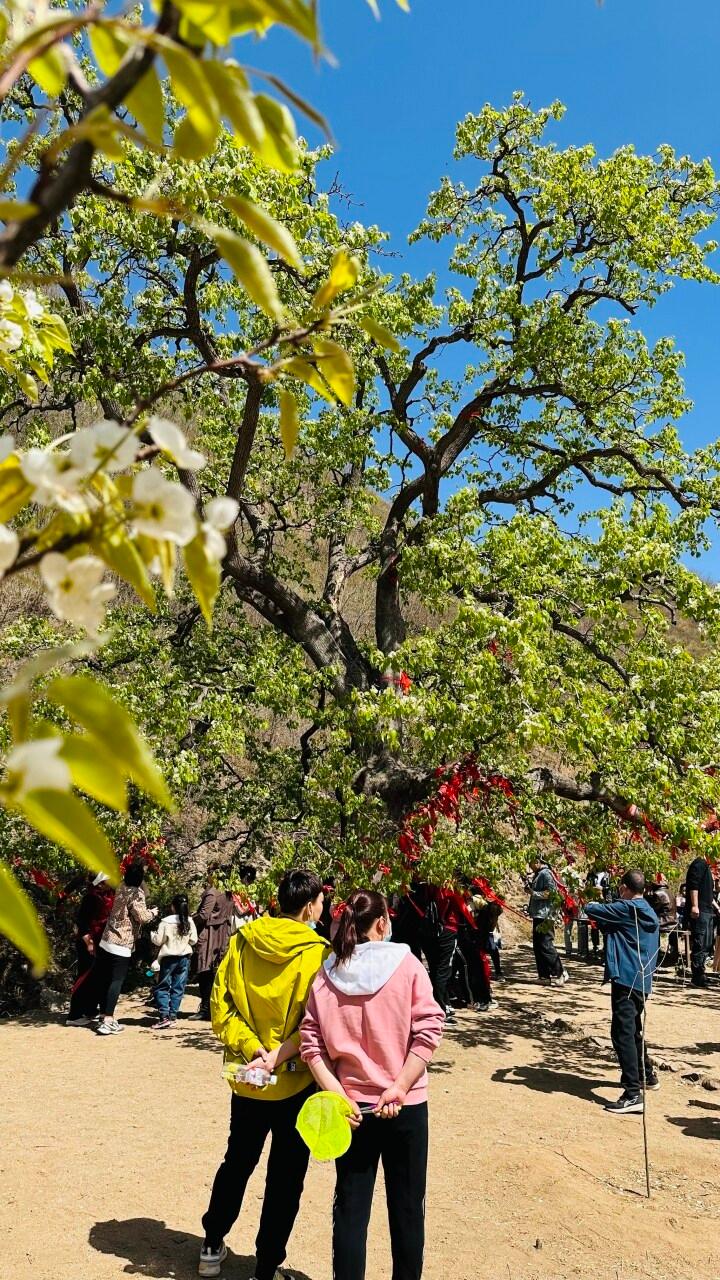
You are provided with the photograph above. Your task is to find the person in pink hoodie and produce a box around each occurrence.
[300,889,444,1280]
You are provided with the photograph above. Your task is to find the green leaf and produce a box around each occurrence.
[59,735,128,811]
[254,71,330,138]
[279,389,300,458]
[224,194,302,270]
[125,68,165,146]
[254,94,299,172]
[360,315,402,353]
[164,44,220,161]
[28,45,68,97]
[203,62,265,150]
[0,200,38,221]
[313,337,355,406]
[212,227,284,321]
[88,24,127,77]
[183,532,221,627]
[0,458,33,522]
[18,790,119,881]
[172,0,233,45]
[47,675,172,808]
[312,249,360,310]
[16,370,38,402]
[96,532,157,611]
[279,356,335,403]
[0,861,50,977]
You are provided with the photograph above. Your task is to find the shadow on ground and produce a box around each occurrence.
[491,1064,615,1103]
[666,1099,720,1141]
[89,1218,317,1280]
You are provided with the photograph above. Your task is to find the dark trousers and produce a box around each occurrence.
[90,947,131,1017]
[456,930,491,1004]
[67,938,95,1019]
[154,955,190,1018]
[532,920,563,979]
[202,1087,313,1280]
[690,912,713,982]
[423,928,457,1010]
[611,983,652,1095]
[197,968,216,1017]
[333,1103,428,1280]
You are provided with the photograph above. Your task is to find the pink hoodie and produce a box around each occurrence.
[300,942,445,1105]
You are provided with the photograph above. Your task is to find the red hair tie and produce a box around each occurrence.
[332,901,349,919]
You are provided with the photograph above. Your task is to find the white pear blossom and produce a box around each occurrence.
[5,737,71,799]
[22,289,44,322]
[131,469,197,545]
[69,420,138,475]
[148,416,206,472]
[0,280,13,305]
[21,447,88,513]
[0,524,19,575]
[202,496,240,562]
[0,319,23,352]
[40,552,116,635]
[0,433,16,463]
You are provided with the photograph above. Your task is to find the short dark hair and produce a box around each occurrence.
[124,858,146,888]
[277,869,323,915]
[622,869,645,895]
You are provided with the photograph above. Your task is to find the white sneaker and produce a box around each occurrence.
[198,1242,227,1277]
[474,1000,499,1012]
[96,1019,125,1035]
[551,970,570,986]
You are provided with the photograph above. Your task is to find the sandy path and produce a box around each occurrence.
[2,946,719,1280]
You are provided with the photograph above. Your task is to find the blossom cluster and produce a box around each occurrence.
[0,415,239,635]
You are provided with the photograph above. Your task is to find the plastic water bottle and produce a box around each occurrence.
[223,1064,277,1088]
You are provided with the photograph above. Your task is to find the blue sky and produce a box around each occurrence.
[251,0,720,574]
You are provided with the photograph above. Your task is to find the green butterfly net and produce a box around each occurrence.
[296,1090,356,1161]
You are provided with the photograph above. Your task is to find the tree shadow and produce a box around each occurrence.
[666,1099,720,1141]
[491,1064,614,1104]
[89,1217,318,1280]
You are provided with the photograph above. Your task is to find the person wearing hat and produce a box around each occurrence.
[66,872,115,1026]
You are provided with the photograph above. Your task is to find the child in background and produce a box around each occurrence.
[151,894,198,1029]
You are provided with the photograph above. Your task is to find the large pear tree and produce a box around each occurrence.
[4,93,720,895]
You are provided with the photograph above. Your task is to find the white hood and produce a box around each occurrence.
[324,942,410,996]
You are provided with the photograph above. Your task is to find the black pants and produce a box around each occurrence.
[202,1087,313,1280]
[90,948,131,1017]
[532,920,563,979]
[456,930,491,1004]
[690,912,713,983]
[422,928,457,1010]
[610,983,652,1095]
[197,968,216,1017]
[67,938,95,1019]
[333,1103,428,1280]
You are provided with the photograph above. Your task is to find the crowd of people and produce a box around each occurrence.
[61,850,718,1280]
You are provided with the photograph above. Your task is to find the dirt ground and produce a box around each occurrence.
[2,941,719,1280]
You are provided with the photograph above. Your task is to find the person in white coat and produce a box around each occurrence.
[151,894,198,1029]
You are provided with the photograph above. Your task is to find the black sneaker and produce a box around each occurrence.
[604,1091,643,1114]
[644,1073,661,1091]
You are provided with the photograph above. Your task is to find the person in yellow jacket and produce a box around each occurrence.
[198,870,328,1280]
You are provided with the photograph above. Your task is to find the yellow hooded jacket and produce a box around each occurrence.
[211,915,330,1101]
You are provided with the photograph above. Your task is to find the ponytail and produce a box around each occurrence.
[333,890,387,965]
[173,893,191,937]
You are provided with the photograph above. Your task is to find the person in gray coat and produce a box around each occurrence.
[527,858,569,986]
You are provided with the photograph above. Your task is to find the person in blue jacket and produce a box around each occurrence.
[585,869,660,1115]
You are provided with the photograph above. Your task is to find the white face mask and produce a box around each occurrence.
[383,918,393,943]
[306,919,317,931]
